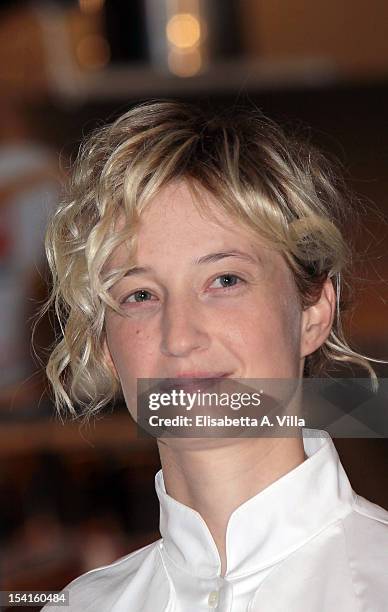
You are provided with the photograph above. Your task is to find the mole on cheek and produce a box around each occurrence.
[136,329,140,335]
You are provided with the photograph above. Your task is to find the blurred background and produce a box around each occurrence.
[0,0,387,609]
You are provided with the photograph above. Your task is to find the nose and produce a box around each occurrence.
[160,295,210,358]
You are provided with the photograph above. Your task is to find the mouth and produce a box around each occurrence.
[174,371,231,379]
[160,372,232,393]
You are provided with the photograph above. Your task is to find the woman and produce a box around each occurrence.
[42,101,388,611]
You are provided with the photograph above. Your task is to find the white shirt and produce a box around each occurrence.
[43,429,388,611]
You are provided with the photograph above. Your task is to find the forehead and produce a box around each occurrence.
[109,180,287,278]
[134,181,265,258]
[106,180,298,303]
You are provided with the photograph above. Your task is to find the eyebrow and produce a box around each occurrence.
[123,250,262,277]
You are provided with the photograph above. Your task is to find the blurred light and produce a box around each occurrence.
[76,34,110,70]
[168,47,202,77]
[79,0,105,14]
[166,13,201,49]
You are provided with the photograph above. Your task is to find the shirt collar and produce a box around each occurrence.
[155,428,355,579]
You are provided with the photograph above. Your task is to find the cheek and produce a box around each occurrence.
[233,286,302,369]
[105,319,158,383]
[268,296,302,372]
[105,323,158,420]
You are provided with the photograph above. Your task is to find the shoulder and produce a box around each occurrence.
[342,493,388,553]
[341,494,388,598]
[42,539,167,612]
[69,539,161,589]
[344,493,388,538]
[251,496,388,610]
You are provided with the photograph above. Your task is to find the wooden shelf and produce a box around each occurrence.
[49,57,340,103]
[0,414,155,456]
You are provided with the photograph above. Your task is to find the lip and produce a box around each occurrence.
[173,371,231,379]
[159,372,232,393]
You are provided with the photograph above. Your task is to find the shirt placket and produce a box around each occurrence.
[206,577,233,612]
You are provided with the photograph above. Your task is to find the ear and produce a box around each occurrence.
[300,277,336,358]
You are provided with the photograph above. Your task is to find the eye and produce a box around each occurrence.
[121,289,156,304]
[209,274,244,290]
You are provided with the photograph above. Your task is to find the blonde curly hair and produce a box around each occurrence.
[41,99,383,418]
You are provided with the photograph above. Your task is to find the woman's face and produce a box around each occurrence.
[104,181,307,418]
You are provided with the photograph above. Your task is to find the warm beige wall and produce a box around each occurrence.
[241,0,388,75]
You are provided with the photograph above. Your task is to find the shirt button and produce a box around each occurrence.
[208,590,219,608]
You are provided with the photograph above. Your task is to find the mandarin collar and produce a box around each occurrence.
[155,429,355,580]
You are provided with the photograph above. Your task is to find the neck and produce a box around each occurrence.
[157,436,306,576]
